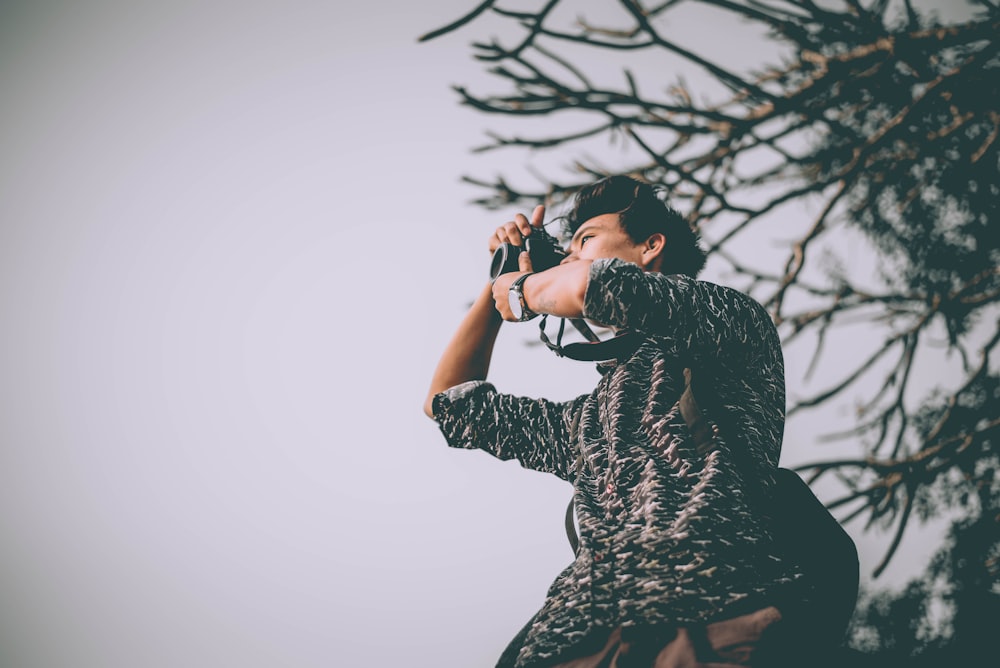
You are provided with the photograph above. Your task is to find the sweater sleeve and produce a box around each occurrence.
[583,259,786,473]
[582,258,778,367]
[431,381,586,482]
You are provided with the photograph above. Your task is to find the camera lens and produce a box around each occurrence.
[490,245,512,279]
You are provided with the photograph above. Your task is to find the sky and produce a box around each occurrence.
[0,1,975,666]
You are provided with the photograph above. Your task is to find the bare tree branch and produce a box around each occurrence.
[427,0,1000,578]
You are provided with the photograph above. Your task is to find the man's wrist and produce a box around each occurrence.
[508,273,538,321]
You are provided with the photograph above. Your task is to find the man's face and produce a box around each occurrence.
[562,213,654,269]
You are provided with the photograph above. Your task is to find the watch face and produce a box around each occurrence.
[509,286,523,319]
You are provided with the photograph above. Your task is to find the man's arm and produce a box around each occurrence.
[425,257,590,417]
[423,205,548,418]
[423,281,503,417]
[491,259,593,322]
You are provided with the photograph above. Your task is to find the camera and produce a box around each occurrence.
[490,225,567,280]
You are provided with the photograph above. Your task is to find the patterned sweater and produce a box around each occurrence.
[432,258,804,667]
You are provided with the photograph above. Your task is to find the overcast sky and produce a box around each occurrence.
[0,1,975,666]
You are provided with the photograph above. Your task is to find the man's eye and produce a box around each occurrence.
[580,235,593,246]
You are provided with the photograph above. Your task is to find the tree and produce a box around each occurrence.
[421,0,999,659]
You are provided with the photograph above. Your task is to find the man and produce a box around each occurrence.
[424,176,806,667]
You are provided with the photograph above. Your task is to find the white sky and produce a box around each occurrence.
[0,1,976,666]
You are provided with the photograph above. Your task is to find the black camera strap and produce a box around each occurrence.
[538,315,644,362]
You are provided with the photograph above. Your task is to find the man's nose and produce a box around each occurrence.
[560,252,578,265]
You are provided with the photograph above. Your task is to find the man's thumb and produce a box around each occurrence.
[518,250,534,273]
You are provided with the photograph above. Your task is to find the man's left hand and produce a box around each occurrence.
[492,249,535,321]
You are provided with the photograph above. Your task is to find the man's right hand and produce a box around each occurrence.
[489,205,546,253]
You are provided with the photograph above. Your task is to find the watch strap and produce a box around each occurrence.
[509,273,538,322]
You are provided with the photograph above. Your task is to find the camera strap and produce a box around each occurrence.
[538,315,644,362]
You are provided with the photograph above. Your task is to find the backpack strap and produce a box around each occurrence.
[564,491,580,554]
[679,367,716,455]
[565,406,584,554]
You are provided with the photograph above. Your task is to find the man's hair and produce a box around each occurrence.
[560,175,707,278]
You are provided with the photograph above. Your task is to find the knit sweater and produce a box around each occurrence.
[432,258,805,667]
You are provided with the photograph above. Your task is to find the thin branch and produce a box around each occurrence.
[418,0,497,42]
[873,484,913,577]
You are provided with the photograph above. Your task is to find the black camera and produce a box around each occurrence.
[490,226,567,280]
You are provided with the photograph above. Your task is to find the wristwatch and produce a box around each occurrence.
[508,273,538,322]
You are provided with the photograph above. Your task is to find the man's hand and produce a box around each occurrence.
[490,204,545,321]
[492,251,534,321]
[489,204,546,253]
[489,203,592,322]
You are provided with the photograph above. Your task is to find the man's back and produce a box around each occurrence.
[432,260,806,666]
[425,176,819,667]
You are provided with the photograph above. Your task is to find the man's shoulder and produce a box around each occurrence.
[672,275,770,318]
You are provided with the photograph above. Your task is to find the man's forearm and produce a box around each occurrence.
[423,282,504,417]
[521,260,591,319]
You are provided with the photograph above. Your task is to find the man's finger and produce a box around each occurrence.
[518,251,534,273]
[531,204,546,229]
[515,213,533,238]
[502,221,525,247]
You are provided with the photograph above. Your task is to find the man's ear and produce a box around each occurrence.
[641,233,666,271]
